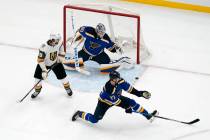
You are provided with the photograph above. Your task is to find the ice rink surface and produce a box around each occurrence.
[0,0,210,140]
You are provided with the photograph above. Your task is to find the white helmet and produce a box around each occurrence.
[49,33,61,46]
[96,23,106,38]
[50,33,61,40]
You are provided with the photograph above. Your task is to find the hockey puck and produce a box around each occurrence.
[135,77,139,80]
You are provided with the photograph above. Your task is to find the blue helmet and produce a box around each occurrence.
[109,70,120,80]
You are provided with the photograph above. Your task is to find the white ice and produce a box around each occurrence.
[0,0,210,140]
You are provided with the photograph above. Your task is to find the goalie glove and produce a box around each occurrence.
[113,43,123,55]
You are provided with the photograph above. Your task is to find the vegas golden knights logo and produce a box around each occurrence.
[50,51,57,61]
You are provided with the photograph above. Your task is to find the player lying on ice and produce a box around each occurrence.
[63,23,133,74]
[31,33,73,99]
[72,70,158,123]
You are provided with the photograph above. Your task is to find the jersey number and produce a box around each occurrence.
[50,51,57,61]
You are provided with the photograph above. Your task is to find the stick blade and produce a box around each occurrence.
[185,118,200,124]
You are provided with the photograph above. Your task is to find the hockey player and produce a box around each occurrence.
[31,33,73,98]
[72,70,158,124]
[63,23,132,73]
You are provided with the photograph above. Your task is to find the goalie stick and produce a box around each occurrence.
[154,115,200,125]
[73,46,90,75]
[69,11,90,75]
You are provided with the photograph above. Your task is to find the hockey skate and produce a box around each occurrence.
[147,110,159,123]
[72,110,81,121]
[67,88,73,96]
[31,92,40,99]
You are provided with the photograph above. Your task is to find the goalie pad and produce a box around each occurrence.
[63,57,84,70]
[100,63,120,74]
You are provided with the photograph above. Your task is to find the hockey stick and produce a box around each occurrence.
[18,63,57,103]
[154,115,200,125]
[73,46,90,75]
[69,11,90,76]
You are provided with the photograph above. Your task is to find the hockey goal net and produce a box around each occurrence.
[63,3,150,64]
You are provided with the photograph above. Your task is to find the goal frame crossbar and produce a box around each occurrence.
[63,4,141,64]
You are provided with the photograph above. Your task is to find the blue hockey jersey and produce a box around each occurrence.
[79,26,115,56]
[99,79,133,106]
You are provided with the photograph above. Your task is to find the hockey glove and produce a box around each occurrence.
[125,107,132,114]
[42,71,48,80]
[141,91,151,99]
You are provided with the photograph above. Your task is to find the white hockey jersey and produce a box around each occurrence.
[38,40,64,67]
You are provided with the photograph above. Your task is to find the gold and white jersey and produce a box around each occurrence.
[37,41,64,66]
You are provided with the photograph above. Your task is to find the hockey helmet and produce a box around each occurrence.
[96,23,106,38]
[109,70,120,80]
[50,33,61,41]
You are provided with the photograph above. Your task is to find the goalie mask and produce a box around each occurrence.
[96,23,106,38]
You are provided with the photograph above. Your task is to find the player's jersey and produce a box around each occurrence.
[79,26,115,56]
[38,41,63,66]
[99,78,133,106]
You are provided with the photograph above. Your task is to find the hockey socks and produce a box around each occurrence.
[31,85,42,98]
[63,82,73,96]
[129,100,152,120]
[73,111,99,123]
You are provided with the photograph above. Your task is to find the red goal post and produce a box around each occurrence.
[63,4,144,64]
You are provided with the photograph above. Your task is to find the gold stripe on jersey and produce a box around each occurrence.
[98,97,121,106]
[127,86,133,93]
[115,99,121,106]
[118,79,125,84]
[101,38,109,44]
[85,32,95,38]
[112,87,116,94]
[98,98,113,106]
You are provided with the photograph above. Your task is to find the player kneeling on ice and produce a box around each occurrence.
[63,23,133,74]
[31,33,73,99]
[72,70,158,123]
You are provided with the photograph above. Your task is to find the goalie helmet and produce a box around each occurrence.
[96,23,106,38]
[109,70,120,80]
